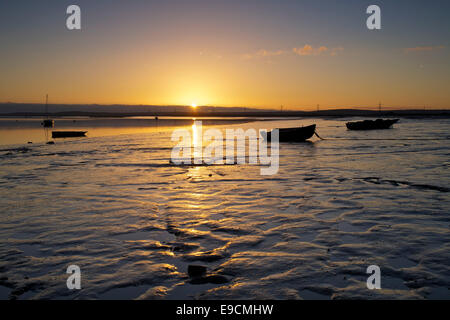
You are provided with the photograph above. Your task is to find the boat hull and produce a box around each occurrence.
[41,119,54,128]
[346,119,399,131]
[52,131,87,138]
[265,124,316,142]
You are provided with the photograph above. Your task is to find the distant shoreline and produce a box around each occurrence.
[0,109,449,119]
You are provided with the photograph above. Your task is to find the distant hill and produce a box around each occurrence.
[0,103,264,114]
[0,103,448,118]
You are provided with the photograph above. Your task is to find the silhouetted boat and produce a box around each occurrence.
[41,94,54,128]
[265,124,316,142]
[52,131,87,138]
[346,119,399,131]
[41,119,54,127]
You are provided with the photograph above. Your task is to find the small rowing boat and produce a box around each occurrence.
[264,124,316,142]
[52,131,87,138]
[346,119,399,131]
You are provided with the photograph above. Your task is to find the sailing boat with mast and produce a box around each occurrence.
[41,94,54,127]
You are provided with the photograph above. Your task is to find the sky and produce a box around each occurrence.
[0,0,449,110]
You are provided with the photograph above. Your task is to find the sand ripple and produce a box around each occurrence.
[0,118,449,299]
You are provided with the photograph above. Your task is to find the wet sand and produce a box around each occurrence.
[0,117,449,299]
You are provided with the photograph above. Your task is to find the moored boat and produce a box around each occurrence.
[41,119,54,128]
[346,119,399,131]
[52,131,87,138]
[264,124,316,142]
[41,94,54,128]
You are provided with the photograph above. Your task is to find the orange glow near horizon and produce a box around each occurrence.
[2,49,449,110]
[1,3,449,110]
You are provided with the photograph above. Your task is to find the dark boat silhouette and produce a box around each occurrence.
[42,119,54,128]
[346,119,399,131]
[265,124,316,142]
[52,131,87,138]
[41,94,54,128]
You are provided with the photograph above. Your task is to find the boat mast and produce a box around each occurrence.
[45,94,49,119]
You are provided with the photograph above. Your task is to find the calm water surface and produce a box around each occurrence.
[0,117,449,299]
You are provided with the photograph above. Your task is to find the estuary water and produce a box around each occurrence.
[0,117,449,299]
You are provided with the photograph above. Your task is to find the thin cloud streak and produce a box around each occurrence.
[242,49,287,60]
[293,45,344,56]
[404,45,445,54]
[243,45,344,60]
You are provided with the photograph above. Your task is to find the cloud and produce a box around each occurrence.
[293,45,343,56]
[404,45,445,54]
[293,44,314,56]
[243,44,344,60]
[242,49,287,60]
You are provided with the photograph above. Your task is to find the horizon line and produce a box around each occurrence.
[0,101,448,111]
